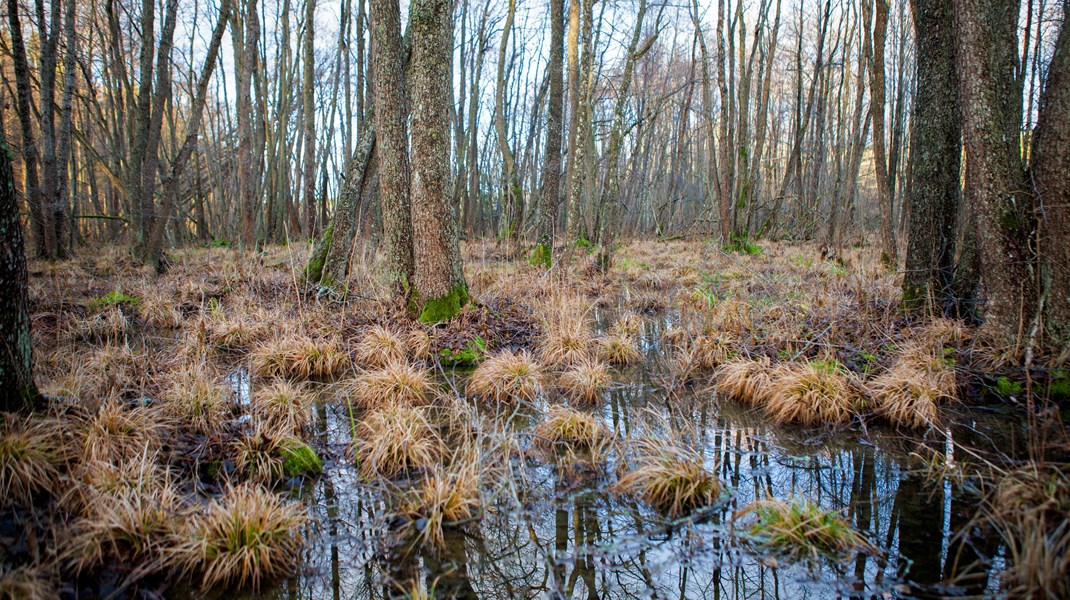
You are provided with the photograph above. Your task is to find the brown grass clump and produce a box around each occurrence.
[611,313,642,338]
[534,405,611,457]
[559,360,611,405]
[741,498,874,562]
[356,406,443,479]
[204,311,271,350]
[138,294,183,328]
[407,329,433,361]
[869,345,956,429]
[537,298,594,367]
[0,566,56,600]
[764,361,856,426]
[81,398,162,463]
[349,362,433,409]
[175,483,307,591]
[353,325,407,368]
[598,334,641,365]
[158,365,232,434]
[467,350,543,403]
[615,438,719,517]
[231,424,289,483]
[403,459,481,548]
[0,414,66,507]
[988,466,1070,598]
[76,307,132,343]
[252,334,350,380]
[251,381,312,435]
[715,357,774,405]
[673,333,735,375]
[65,457,183,577]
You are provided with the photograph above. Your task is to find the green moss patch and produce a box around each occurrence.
[529,242,552,268]
[438,335,486,367]
[90,289,140,310]
[995,376,1023,397]
[418,284,470,323]
[281,441,323,478]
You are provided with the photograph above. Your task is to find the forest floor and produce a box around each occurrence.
[2,238,1067,598]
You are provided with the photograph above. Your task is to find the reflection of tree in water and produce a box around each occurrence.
[262,319,1015,599]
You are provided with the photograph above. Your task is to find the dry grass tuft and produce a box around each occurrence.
[610,313,642,338]
[715,357,774,405]
[467,350,543,403]
[354,325,407,368]
[251,381,312,435]
[158,365,232,434]
[349,362,433,409]
[559,360,611,405]
[81,398,161,463]
[598,334,641,365]
[534,405,611,458]
[402,459,481,548]
[356,406,443,479]
[252,334,350,380]
[615,438,719,517]
[0,566,56,600]
[869,345,956,429]
[764,361,856,426]
[673,333,735,374]
[537,298,594,367]
[231,424,290,483]
[741,498,874,562]
[138,295,183,328]
[75,307,132,343]
[204,311,272,350]
[0,414,66,507]
[407,329,433,361]
[175,483,307,591]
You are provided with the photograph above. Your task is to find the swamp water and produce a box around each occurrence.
[240,313,1026,600]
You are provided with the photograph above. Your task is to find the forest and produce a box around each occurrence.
[0,0,1067,597]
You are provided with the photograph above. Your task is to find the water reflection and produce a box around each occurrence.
[253,313,1020,600]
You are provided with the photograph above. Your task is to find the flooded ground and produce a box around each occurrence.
[244,312,1027,600]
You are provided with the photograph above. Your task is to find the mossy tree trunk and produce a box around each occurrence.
[534,0,565,268]
[0,137,39,413]
[369,0,415,300]
[1031,12,1070,348]
[565,0,594,246]
[902,0,961,312]
[955,0,1036,344]
[410,0,468,322]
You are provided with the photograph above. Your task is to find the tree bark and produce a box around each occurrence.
[866,0,896,265]
[534,0,565,266]
[902,0,961,311]
[5,0,47,258]
[369,0,415,299]
[410,0,468,322]
[303,0,318,238]
[956,0,1036,344]
[0,134,38,412]
[1031,10,1070,347]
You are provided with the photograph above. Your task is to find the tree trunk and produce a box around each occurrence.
[494,0,522,243]
[233,0,261,249]
[5,0,47,258]
[369,0,415,299]
[902,0,961,311]
[534,0,565,267]
[866,0,896,265]
[303,0,318,238]
[565,0,594,244]
[410,0,468,322]
[1031,11,1070,347]
[956,0,1036,345]
[0,135,38,412]
[36,0,64,258]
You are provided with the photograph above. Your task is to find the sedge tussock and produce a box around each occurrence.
[231,424,289,484]
[356,406,443,479]
[252,334,350,380]
[610,313,642,338]
[0,414,66,507]
[75,307,132,343]
[204,311,272,350]
[65,458,183,577]
[81,398,162,464]
[673,333,735,375]
[407,329,433,361]
[158,365,232,435]
[714,357,774,405]
[467,350,543,403]
[174,483,307,591]
[402,459,481,548]
[615,438,719,517]
[252,381,312,435]
[353,325,407,368]
[558,360,611,405]
[138,294,183,328]
[534,405,611,456]
[741,498,874,562]
[0,566,56,600]
[349,362,433,409]
[536,298,594,367]
[764,361,856,426]
[869,345,956,429]
[598,334,641,365]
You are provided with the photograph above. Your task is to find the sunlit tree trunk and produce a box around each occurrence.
[865,0,896,265]
[410,0,468,322]
[534,0,566,266]
[302,0,317,238]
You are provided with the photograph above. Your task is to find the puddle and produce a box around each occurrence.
[246,313,1022,599]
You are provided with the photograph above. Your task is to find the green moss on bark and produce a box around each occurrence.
[418,284,469,323]
[304,223,333,284]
